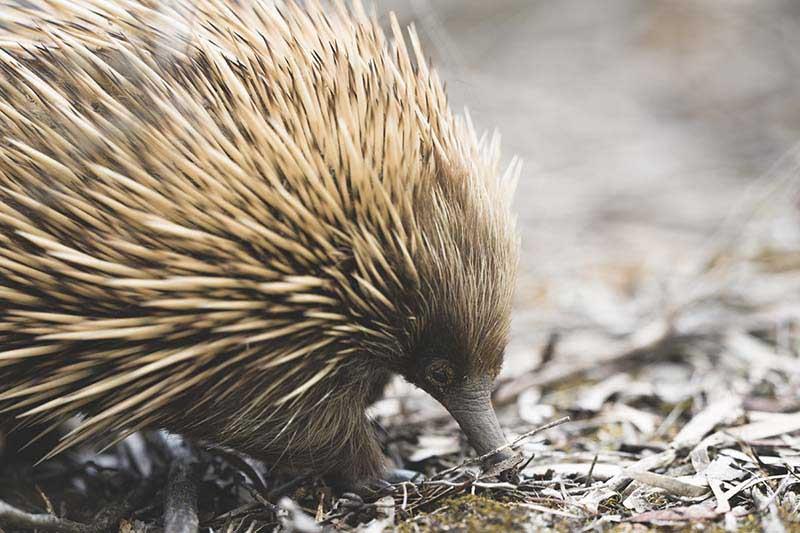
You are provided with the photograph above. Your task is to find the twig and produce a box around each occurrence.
[757,474,794,513]
[537,331,560,370]
[0,501,91,533]
[431,417,570,480]
[585,452,599,487]
[0,476,155,533]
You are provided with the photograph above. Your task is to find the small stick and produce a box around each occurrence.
[432,416,570,480]
[537,331,560,369]
[482,416,571,463]
[517,453,536,473]
[584,452,599,487]
[0,476,155,533]
[0,501,90,533]
[35,485,56,515]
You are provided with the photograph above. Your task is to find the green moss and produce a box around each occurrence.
[397,494,532,533]
[396,496,800,533]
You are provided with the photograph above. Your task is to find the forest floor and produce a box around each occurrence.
[2,1,800,532]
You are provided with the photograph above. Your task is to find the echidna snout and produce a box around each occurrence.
[439,380,518,467]
[414,372,519,474]
[0,0,520,486]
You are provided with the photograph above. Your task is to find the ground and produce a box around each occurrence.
[2,1,800,532]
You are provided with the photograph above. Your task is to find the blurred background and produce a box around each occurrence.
[382,0,800,373]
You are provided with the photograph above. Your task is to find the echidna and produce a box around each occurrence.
[0,0,519,486]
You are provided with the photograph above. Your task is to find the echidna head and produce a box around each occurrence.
[405,319,515,467]
[373,154,520,466]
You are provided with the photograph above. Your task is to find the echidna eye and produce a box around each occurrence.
[426,360,453,388]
